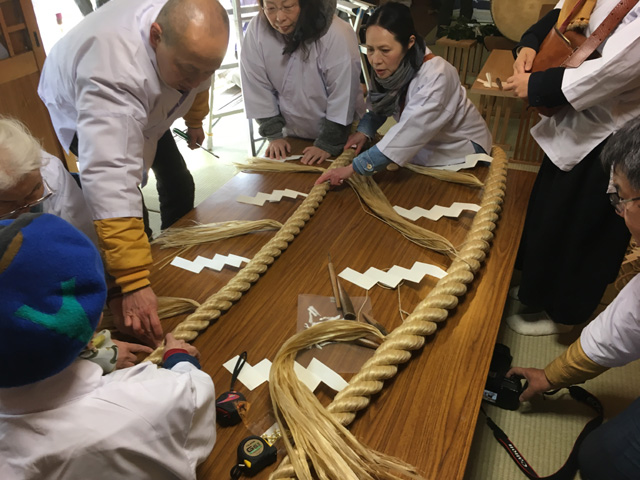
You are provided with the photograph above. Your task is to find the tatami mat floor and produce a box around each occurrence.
[465,298,640,480]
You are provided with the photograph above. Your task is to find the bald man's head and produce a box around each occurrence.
[150,0,229,91]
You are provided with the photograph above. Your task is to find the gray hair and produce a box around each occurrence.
[0,118,42,191]
[156,0,229,48]
[601,117,640,191]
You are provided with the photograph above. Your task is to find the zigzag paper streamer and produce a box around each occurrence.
[338,261,447,290]
[170,253,250,274]
[431,153,492,172]
[222,356,348,392]
[393,202,481,222]
[236,188,309,206]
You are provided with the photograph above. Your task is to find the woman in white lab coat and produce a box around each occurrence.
[240,0,365,164]
[316,2,491,185]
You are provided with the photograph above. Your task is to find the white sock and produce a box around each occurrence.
[508,285,519,301]
[506,311,573,336]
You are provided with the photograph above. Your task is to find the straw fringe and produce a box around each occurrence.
[348,174,457,256]
[234,158,326,174]
[270,321,425,480]
[403,163,484,188]
[152,219,283,249]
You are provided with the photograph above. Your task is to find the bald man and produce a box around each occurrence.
[38,0,230,346]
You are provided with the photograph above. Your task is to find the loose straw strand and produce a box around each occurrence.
[347,174,457,257]
[144,150,356,363]
[268,146,508,479]
[404,163,484,188]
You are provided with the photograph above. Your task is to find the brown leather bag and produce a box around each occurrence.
[530,27,588,116]
[529,0,638,116]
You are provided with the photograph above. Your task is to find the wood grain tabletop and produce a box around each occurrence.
[148,140,536,479]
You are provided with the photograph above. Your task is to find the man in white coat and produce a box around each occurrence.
[38,0,230,346]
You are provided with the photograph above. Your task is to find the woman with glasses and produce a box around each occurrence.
[0,118,97,245]
[315,2,491,186]
[240,0,365,164]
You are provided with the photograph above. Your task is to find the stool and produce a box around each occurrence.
[435,36,483,87]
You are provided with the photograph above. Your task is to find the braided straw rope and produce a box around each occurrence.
[144,150,355,363]
[268,145,508,479]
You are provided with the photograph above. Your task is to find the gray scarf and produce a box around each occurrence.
[369,42,426,116]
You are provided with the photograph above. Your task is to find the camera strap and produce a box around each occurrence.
[482,386,603,480]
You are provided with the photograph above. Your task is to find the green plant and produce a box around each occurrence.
[442,17,502,45]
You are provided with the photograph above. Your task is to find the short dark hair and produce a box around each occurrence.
[365,2,425,70]
[259,0,332,56]
[601,117,640,191]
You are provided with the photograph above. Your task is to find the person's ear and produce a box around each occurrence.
[149,22,163,50]
[407,35,416,50]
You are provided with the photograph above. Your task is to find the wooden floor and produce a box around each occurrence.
[148,142,537,479]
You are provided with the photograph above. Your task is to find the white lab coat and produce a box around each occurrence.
[532,0,640,171]
[376,52,492,167]
[240,13,365,139]
[40,151,97,245]
[0,359,216,480]
[38,0,210,220]
[580,273,640,368]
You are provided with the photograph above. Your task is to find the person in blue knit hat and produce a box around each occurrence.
[0,213,216,479]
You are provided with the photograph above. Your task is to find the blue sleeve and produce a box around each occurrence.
[356,111,388,139]
[352,145,393,176]
[163,352,201,370]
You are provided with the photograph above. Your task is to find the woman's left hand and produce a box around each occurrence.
[315,165,354,186]
[504,73,531,99]
[301,146,331,165]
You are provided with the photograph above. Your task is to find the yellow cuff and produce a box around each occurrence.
[184,89,209,128]
[544,338,609,388]
[94,217,152,293]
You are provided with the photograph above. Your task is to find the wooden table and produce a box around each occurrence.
[470,49,543,163]
[149,141,536,479]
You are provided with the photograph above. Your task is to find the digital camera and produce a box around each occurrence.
[483,343,523,411]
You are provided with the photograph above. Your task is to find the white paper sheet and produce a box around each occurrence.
[431,153,493,172]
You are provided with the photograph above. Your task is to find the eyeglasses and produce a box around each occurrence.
[262,2,299,16]
[608,191,640,215]
[0,178,54,220]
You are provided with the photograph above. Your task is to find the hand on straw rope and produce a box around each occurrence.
[344,131,368,156]
[315,165,354,186]
[109,286,163,347]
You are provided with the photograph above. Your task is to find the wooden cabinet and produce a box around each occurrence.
[0,0,69,166]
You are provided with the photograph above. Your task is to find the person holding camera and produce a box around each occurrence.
[507,117,640,480]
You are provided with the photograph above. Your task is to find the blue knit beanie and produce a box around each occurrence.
[0,213,106,388]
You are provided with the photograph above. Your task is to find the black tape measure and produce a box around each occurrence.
[230,435,278,479]
[216,352,247,427]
